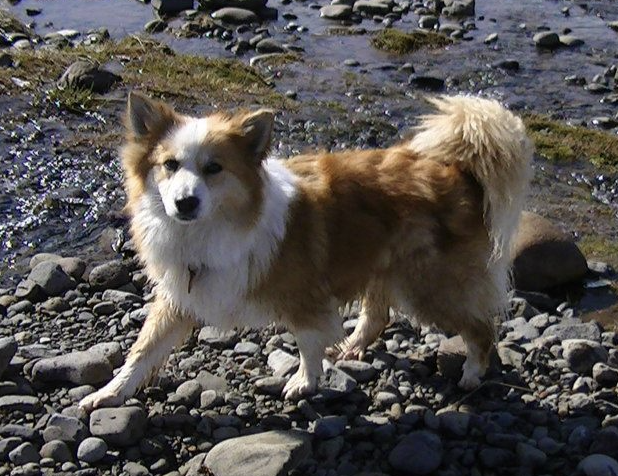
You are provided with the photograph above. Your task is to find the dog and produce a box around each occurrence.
[79,92,533,411]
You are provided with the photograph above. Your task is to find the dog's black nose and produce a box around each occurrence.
[175,196,200,215]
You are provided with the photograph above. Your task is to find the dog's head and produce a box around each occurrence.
[122,92,274,224]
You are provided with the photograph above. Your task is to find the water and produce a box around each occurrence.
[2,0,618,285]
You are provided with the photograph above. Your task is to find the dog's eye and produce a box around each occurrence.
[163,159,180,172]
[203,162,223,175]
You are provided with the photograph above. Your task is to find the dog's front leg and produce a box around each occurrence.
[283,328,331,400]
[80,297,194,412]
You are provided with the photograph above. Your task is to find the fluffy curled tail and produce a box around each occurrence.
[408,95,534,262]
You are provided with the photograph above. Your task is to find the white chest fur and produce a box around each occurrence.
[132,158,298,329]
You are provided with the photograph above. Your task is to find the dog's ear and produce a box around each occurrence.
[126,91,176,139]
[240,109,274,162]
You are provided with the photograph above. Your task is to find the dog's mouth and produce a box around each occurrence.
[173,212,199,223]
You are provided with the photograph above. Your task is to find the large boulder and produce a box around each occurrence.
[512,212,588,291]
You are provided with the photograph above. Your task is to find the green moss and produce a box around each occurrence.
[0,36,281,107]
[370,28,452,54]
[46,87,96,114]
[579,235,618,267]
[524,115,618,167]
[0,9,30,35]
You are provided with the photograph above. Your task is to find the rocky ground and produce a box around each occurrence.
[2,0,618,475]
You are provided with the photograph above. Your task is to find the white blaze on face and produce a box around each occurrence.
[157,117,213,222]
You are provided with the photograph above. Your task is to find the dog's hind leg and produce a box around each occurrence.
[79,297,195,412]
[458,318,495,390]
[332,285,390,360]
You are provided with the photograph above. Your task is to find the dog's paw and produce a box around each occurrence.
[458,372,481,391]
[326,341,365,362]
[282,371,316,400]
[79,387,124,413]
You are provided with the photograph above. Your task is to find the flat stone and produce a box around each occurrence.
[31,349,113,386]
[408,74,445,91]
[233,341,260,355]
[0,395,41,413]
[335,360,377,383]
[212,7,259,24]
[203,430,311,476]
[90,407,147,447]
[198,327,238,349]
[255,376,287,395]
[559,35,584,47]
[320,5,352,19]
[256,39,285,53]
[543,322,601,341]
[353,0,391,15]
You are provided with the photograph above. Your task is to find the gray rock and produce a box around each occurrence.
[204,430,311,476]
[198,327,238,349]
[88,260,131,290]
[14,279,46,302]
[196,370,228,392]
[200,0,267,12]
[58,60,121,94]
[0,337,17,377]
[77,437,108,463]
[39,440,73,463]
[442,0,474,16]
[439,411,470,437]
[200,389,223,409]
[233,341,260,355]
[144,19,168,33]
[335,360,377,382]
[437,336,466,380]
[101,289,143,306]
[484,32,498,44]
[9,442,40,465]
[90,407,147,446]
[479,447,513,468]
[408,75,445,91]
[255,376,287,395]
[89,342,124,368]
[0,395,41,413]
[314,416,347,438]
[559,35,584,47]
[563,339,608,374]
[0,437,22,460]
[353,0,391,15]
[388,431,443,474]
[419,15,438,29]
[212,7,259,24]
[267,349,299,377]
[256,39,285,53]
[152,0,194,13]
[578,454,618,476]
[322,361,357,394]
[533,31,560,48]
[516,442,547,468]
[320,5,352,19]
[31,349,113,385]
[170,380,202,406]
[123,462,150,476]
[29,255,85,281]
[543,322,601,341]
[593,362,618,387]
[376,391,399,407]
[43,414,89,445]
[28,262,76,297]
